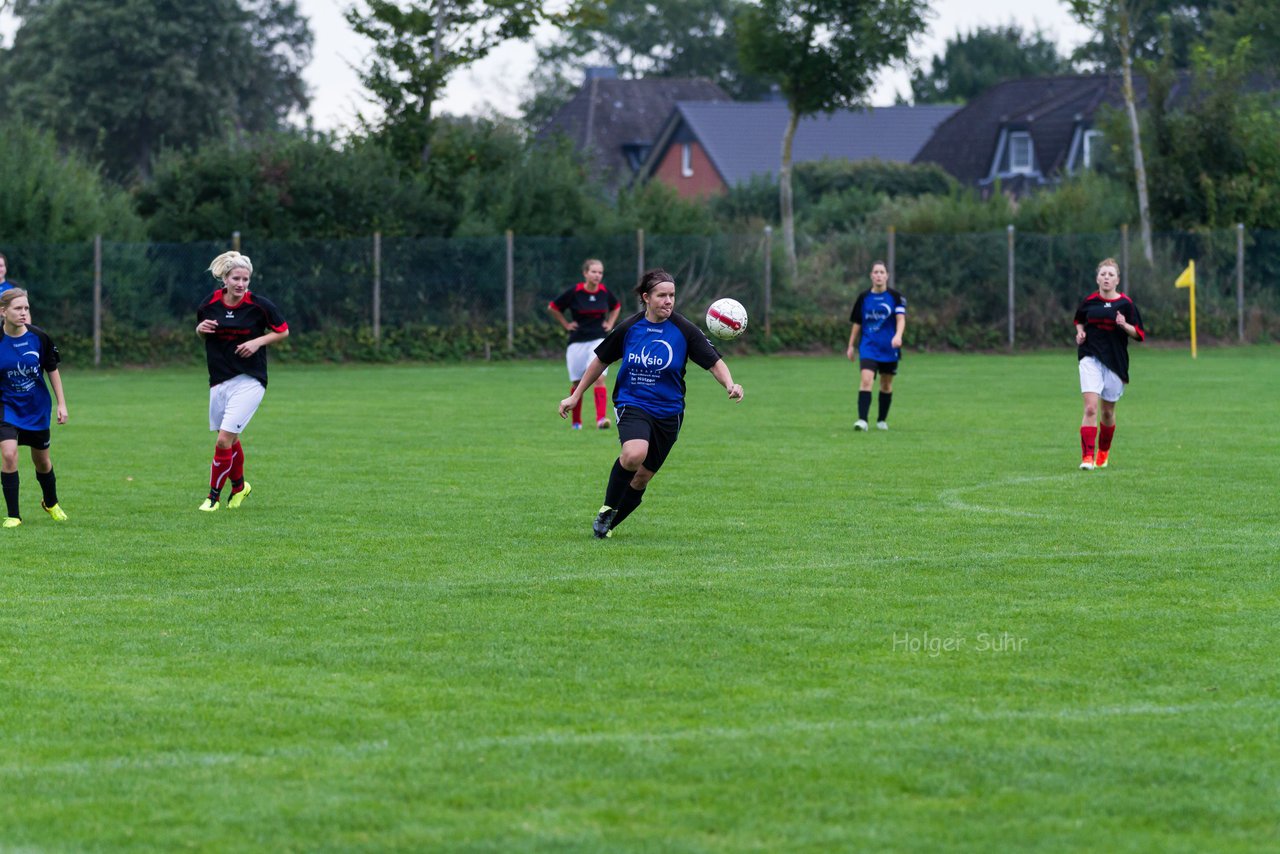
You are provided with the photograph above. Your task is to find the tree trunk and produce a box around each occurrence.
[419,2,449,166]
[779,108,800,281]
[1118,9,1154,265]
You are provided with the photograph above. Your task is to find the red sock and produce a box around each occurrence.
[210,445,235,493]
[594,386,608,422]
[229,440,245,488]
[570,382,582,425]
[1099,424,1115,452]
[1080,426,1098,458]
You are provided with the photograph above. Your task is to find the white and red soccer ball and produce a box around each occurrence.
[705,298,748,341]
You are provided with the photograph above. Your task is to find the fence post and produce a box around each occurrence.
[887,224,896,287]
[372,231,382,345]
[93,235,102,368]
[1120,223,1129,287]
[636,228,645,284]
[1007,224,1015,351]
[505,230,515,352]
[1236,223,1245,343]
[763,225,773,339]
[232,231,241,252]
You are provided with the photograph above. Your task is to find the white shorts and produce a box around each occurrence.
[566,340,607,383]
[209,374,266,433]
[1078,356,1125,402]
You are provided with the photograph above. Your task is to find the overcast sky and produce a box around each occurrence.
[2,1,1094,133]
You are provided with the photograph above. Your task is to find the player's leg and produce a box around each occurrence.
[1,432,20,526]
[610,413,678,533]
[595,411,650,537]
[1097,398,1118,468]
[856,363,876,430]
[1078,357,1104,469]
[30,441,66,521]
[566,344,586,429]
[593,373,610,429]
[876,364,896,429]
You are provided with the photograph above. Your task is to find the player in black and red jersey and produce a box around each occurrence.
[548,258,621,430]
[194,251,289,511]
[1074,257,1144,470]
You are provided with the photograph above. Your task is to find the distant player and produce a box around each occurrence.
[195,251,289,511]
[0,288,69,527]
[558,268,744,538]
[548,258,620,430]
[846,261,906,430]
[0,252,14,295]
[1074,257,1144,470]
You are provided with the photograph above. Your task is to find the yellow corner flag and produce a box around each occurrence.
[1175,260,1196,358]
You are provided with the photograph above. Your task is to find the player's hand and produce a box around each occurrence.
[846,345,856,361]
[602,321,613,332]
[1115,312,1128,330]
[558,397,576,418]
[566,321,579,331]
[1075,329,1086,345]
[56,405,68,425]
[891,335,902,349]
[236,339,261,358]
[727,383,744,401]
[197,319,218,334]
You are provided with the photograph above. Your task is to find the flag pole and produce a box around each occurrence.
[1175,260,1197,359]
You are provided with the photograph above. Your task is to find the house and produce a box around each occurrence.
[913,73,1192,195]
[631,102,960,198]
[537,69,732,189]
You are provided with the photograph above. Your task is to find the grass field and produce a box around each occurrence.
[1,347,1277,851]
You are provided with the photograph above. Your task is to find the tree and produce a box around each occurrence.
[911,24,1074,104]
[1211,0,1280,71]
[0,0,311,183]
[1071,0,1219,70]
[1069,0,1155,264]
[737,0,928,279]
[347,1,574,167]
[522,0,772,128]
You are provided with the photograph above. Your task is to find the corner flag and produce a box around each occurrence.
[1175,261,1196,358]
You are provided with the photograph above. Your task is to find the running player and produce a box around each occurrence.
[846,261,907,430]
[548,258,621,430]
[195,251,289,511]
[1074,257,1144,470]
[0,288,68,527]
[558,268,744,538]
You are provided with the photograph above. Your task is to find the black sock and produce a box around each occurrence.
[36,469,58,507]
[208,487,221,502]
[604,459,632,509]
[230,477,244,494]
[878,392,893,422]
[610,486,645,530]
[2,470,19,518]
[858,390,872,421]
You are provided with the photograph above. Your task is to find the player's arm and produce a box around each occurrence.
[547,302,577,331]
[892,313,905,349]
[559,357,608,418]
[603,304,621,332]
[847,323,861,360]
[47,368,67,424]
[236,327,288,358]
[196,315,217,337]
[709,359,744,401]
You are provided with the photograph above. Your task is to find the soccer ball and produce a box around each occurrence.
[705,298,748,341]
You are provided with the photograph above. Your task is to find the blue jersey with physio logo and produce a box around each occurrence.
[595,311,722,418]
[0,325,60,430]
[850,288,907,362]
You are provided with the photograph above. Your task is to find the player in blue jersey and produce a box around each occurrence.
[548,258,621,430]
[846,261,907,431]
[558,268,744,538]
[0,288,69,527]
[195,251,289,512]
[1074,257,1144,470]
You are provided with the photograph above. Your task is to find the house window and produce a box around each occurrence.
[1008,132,1033,173]
[681,144,694,178]
[1082,130,1103,168]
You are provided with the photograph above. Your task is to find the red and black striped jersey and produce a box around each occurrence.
[197,289,288,388]
[549,283,620,344]
[1075,291,1144,383]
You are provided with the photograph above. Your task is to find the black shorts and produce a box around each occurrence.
[616,406,683,474]
[0,422,51,449]
[859,358,899,376]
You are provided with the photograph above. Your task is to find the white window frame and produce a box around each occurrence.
[680,143,694,178]
[1082,130,1103,168]
[1008,132,1033,174]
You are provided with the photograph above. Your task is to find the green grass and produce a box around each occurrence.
[2,348,1277,852]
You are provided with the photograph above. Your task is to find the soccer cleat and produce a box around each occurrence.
[597,417,611,429]
[41,502,68,522]
[854,419,869,431]
[592,505,616,539]
[571,423,583,430]
[227,482,252,509]
[1095,450,1109,468]
[2,517,20,528]
[1080,455,1095,470]
[198,498,220,512]
[877,421,889,431]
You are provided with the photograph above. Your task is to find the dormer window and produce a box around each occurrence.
[681,144,694,177]
[1082,130,1103,168]
[1008,132,1034,173]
